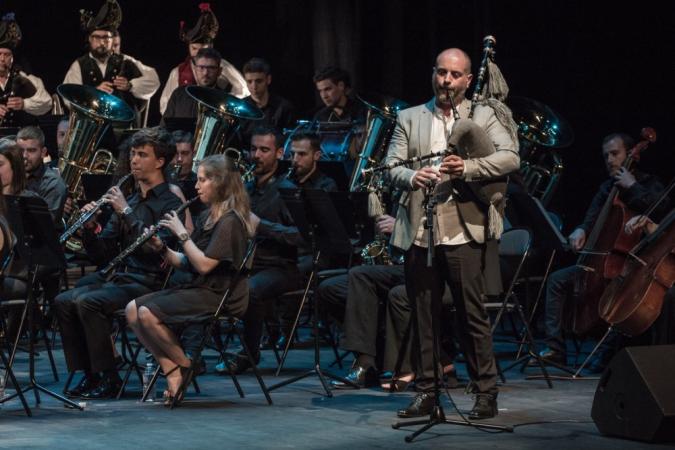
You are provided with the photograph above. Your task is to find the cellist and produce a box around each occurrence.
[534,132,665,371]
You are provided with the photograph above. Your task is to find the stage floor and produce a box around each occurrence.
[1,337,669,450]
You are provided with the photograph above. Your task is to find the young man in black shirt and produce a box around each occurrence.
[217,126,303,374]
[55,128,182,399]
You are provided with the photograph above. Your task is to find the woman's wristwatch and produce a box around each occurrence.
[178,232,190,244]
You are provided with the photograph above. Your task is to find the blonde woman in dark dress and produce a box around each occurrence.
[126,153,256,404]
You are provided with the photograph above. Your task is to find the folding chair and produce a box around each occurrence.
[145,240,272,408]
[484,228,553,388]
[274,268,348,375]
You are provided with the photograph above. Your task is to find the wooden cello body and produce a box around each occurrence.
[599,209,675,336]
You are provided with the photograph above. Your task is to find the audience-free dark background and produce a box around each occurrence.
[4,0,673,229]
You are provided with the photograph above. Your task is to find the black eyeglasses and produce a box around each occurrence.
[194,64,219,72]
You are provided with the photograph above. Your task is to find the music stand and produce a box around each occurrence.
[503,192,567,355]
[507,193,594,377]
[318,162,350,192]
[82,174,114,201]
[268,188,359,396]
[0,196,83,410]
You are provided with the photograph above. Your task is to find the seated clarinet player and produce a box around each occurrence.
[126,153,257,406]
[54,128,182,400]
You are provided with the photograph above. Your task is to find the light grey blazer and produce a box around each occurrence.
[385,98,520,251]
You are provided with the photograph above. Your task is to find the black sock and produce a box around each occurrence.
[84,371,101,382]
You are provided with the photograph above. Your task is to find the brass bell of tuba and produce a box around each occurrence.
[349,92,408,192]
[508,96,573,207]
[186,86,263,169]
[56,84,135,198]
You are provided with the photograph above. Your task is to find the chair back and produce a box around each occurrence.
[499,228,531,258]
[213,239,257,320]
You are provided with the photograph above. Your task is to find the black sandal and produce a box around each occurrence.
[163,365,190,407]
[381,375,415,392]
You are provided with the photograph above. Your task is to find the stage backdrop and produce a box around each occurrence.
[4,0,673,228]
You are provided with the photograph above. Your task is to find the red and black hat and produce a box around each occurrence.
[0,13,21,50]
[80,0,122,34]
[179,3,219,44]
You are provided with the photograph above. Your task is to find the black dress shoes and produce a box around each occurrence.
[80,375,122,400]
[330,365,378,389]
[64,374,100,399]
[468,393,498,420]
[529,347,566,366]
[397,392,436,418]
[215,352,260,375]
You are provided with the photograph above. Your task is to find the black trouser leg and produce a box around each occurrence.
[342,265,405,360]
[77,281,152,373]
[384,282,455,375]
[544,265,582,353]
[407,243,497,395]
[242,266,300,359]
[384,284,413,374]
[54,274,106,373]
[315,273,349,324]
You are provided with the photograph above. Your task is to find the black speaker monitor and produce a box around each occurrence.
[591,345,675,443]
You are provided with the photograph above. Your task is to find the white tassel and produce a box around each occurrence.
[488,202,503,240]
[367,191,384,218]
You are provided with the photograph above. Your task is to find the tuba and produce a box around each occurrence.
[57,84,134,252]
[186,86,263,169]
[56,84,135,198]
[348,93,408,192]
[508,96,573,207]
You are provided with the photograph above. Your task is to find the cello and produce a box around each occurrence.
[598,192,675,336]
[570,128,657,335]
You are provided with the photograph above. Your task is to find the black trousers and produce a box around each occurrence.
[405,242,497,395]
[315,272,349,324]
[55,272,153,373]
[543,265,583,353]
[242,264,300,358]
[384,283,455,376]
[341,265,405,359]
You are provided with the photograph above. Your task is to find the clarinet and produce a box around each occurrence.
[59,174,133,244]
[101,196,198,275]
[0,67,18,127]
[469,35,496,119]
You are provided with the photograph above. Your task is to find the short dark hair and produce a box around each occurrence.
[289,131,321,153]
[194,47,222,64]
[17,126,46,147]
[251,125,284,149]
[0,145,26,195]
[243,57,271,75]
[313,66,351,87]
[129,127,176,173]
[171,130,194,145]
[602,132,635,151]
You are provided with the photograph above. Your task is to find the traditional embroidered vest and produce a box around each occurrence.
[0,68,38,127]
[177,57,196,87]
[77,54,142,108]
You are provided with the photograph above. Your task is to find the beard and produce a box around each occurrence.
[91,45,111,60]
[433,82,455,104]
